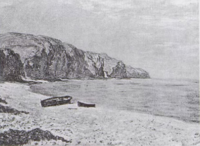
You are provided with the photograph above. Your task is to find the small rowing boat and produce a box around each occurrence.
[77,101,95,108]
[41,96,72,107]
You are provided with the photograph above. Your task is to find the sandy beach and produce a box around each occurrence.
[0,82,200,146]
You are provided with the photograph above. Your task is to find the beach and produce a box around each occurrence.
[0,82,200,146]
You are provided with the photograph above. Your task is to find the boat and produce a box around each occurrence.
[41,96,72,107]
[77,101,95,108]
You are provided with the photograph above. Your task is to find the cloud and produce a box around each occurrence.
[57,0,74,5]
[88,0,132,9]
[169,0,198,6]
[71,0,198,20]
[0,1,13,8]
[75,0,133,19]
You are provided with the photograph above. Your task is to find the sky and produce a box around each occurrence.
[0,0,199,79]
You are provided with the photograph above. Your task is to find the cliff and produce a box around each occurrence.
[0,32,150,81]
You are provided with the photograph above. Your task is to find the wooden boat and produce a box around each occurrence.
[41,96,72,107]
[77,101,95,108]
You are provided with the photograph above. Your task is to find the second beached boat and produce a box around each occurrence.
[77,101,95,108]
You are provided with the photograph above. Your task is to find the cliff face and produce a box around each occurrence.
[0,32,150,81]
[0,49,24,81]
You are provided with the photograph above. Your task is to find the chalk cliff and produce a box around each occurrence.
[0,32,150,81]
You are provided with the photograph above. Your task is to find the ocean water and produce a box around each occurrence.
[30,78,199,123]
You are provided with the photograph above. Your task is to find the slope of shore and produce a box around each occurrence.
[0,82,200,146]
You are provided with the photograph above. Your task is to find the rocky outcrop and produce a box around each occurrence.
[110,61,127,78]
[0,49,24,81]
[0,128,70,145]
[0,104,29,115]
[126,66,150,78]
[0,98,29,115]
[0,32,150,81]
[0,98,7,104]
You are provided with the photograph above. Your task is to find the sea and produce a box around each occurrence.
[30,78,199,123]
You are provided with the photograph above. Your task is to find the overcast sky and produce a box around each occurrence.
[0,0,199,79]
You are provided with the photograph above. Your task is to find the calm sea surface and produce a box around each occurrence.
[30,78,199,123]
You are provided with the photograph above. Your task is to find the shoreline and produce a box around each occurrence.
[29,79,199,124]
[1,81,199,124]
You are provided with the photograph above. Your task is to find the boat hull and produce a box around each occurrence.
[41,96,72,107]
[77,101,95,108]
